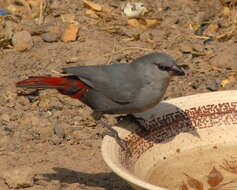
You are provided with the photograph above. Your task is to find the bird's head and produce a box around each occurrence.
[150,52,185,76]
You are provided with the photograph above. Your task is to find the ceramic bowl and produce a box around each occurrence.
[102,90,237,190]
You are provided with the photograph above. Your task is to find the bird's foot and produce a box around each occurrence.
[102,130,128,151]
[98,120,131,155]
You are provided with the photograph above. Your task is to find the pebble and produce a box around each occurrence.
[53,125,65,138]
[180,43,192,53]
[1,114,10,123]
[12,31,33,51]
[41,33,59,43]
[41,26,61,43]
[123,2,147,18]
[207,80,221,91]
[1,166,35,188]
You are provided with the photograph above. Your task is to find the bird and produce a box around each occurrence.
[16,52,185,151]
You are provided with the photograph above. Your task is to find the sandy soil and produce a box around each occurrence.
[1,0,237,189]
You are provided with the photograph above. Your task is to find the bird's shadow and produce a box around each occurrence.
[39,167,132,190]
[116,102,199,144]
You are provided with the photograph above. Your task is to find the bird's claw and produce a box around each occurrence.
[103,131,126,149]
[98,120,131,155]
[102,130,131,155]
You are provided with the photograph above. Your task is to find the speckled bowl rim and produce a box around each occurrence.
[101,90,237,190]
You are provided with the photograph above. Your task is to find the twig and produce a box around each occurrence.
[106,40,116,65]
[38,0,45,25]
[50,69,64,76]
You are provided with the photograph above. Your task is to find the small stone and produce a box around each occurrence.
[12,31,33,51]
[62,24,79,42]
[1,114,10,122]
[207,80,221,91]
[41,26,61,43]
[180,43,192,53]
[1,166,35,188]
[41,33,59,43]
[53,125,65,138]
[123,2,147,18]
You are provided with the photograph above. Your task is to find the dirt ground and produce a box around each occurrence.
[1,0,237,189]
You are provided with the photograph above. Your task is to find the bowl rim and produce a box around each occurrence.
[101,137,169,190]
[101,90,237,190]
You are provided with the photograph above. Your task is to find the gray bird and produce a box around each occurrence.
[16,52,185,151]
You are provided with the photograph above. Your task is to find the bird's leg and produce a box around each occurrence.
[98,120,128,151]
[92,112,129,152]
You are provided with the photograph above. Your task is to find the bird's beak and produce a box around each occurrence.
[171,65,185,76]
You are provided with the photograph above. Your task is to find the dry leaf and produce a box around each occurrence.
[85,9,99,18]
[203,24,218,37]
[207,167,224,187]
[180,182,189,190]
[190,23,200,32]
[221,76,235,87]
[223,6,230,16]
[184,173,203,190]
[62,24,79,42]
[128,18,161,30]
[217,32,233,41]
[146,19,161,28]
[82,0,102,11]
[219,0,237,5]
[122,34,140,42]
[82,0,113,14]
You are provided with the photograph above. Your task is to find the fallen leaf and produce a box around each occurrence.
[146,19,161,28]
[184,173,203,190]
[85,9,99,18]
[221,76,235,87]
[207,167,224,187]
[128,18,161,30]
[122,34,140,42]
[223,6,230,16]
[217,32,234,41]
[82,0,102,11]
[62,24,79,42]
[203,24,218,37]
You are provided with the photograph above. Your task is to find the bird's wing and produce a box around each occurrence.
[63,64,144,104]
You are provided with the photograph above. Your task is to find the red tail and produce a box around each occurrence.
[16,76,90,99]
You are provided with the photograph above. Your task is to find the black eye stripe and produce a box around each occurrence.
[158,65,171,71]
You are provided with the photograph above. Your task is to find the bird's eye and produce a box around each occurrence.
[158,64,170,71]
